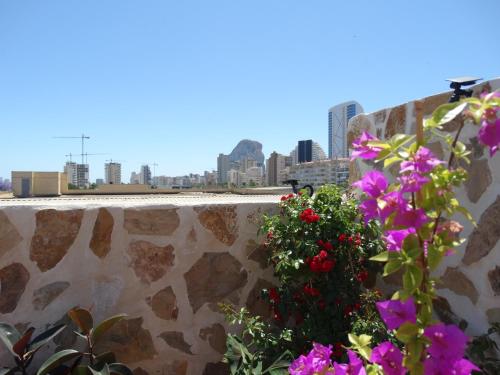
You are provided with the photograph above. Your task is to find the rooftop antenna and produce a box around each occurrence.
[53,134,90,165]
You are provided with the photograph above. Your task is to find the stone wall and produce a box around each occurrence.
[0,195,280,374]
[347,78,500,335]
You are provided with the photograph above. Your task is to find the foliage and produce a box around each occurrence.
[0,308,132,375]
[0,323,65,375]
[466,323,500,375]
[289,91,500,374]
[258,184,387,355]
[219,304,293,375]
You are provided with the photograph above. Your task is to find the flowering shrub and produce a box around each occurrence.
[261,185,387,356]
[289,91,500,374]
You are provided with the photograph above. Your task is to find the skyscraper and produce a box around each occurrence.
[217,153,230,184]
[104,162,122,184]
[328,101,364,158]
[140,165,152,185]
[76,164,89,188]
[64,162,78,186]
[266,151,287,186]
[298,140,313,163]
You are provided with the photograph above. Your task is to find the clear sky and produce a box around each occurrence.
[1,0,499,182]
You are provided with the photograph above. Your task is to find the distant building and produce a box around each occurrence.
[217,154,230,184]
[204,170,217,186]
[328,101,364,158]
[64,162,78,186]
[140,165,151,185]
[298,140,312,163]
[240,158,257,173]
[289,159,350,188]
[104,162,121,184]
[227,169,241,187]
[290,141,326,165]
[130,172,140,184]
[266,151,288,186]
[76,164,89,188]
[96,178,104,186]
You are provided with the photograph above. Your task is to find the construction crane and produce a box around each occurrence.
[53,134,90,165]
[64,153,108,164]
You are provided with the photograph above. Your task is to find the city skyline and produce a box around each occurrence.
[1,1,499,181]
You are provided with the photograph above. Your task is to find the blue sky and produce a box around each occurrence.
[1,0,499,181]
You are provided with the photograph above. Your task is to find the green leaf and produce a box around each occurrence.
[29,324,66,352]
[396,322,419,344]
[68,308,93,335]
[108,364,133,375]
[36,350,82,375]
[384,156,401,168]
[425,102,466,129]
[370,251,388,262]
[72,366,90,375]
[403,265,423,293]
[89,364,110,375]
[383,259,402,276]
[94,352,116,366]
[348,334,372,360]
[13,327,35,357]
[0,323,21,356]
[90,314,127,345]
[0,368,16,375]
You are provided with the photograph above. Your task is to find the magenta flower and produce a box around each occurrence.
[383,228,416,252]
[359,198,378,223]
[352,171,388,198]
[424,323,468,361]
[398,172,430,193]
[351,131,383,160]
[478,117,500,157]
[370,341,404,375]
[400,147,443,174]
[289,342,334,374]
[424,357,479,375]
[333,350,366,375]
[393,207,428,229]
[378,191,407,223]
[376,297,416,330]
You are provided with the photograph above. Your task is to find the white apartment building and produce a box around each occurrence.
[104,162,122,184]
[328,101,364,158]
[288,159,349,188]
[64,162,78,185]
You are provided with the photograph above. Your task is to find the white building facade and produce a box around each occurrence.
[104,162,122,184]
[328,101,364,158]
[288,159,349,188]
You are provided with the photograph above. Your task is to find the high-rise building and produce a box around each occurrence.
[76,164,89,188]
[104,162,122,184]
[140,165,151,185]
[290,141,326,164]
[64,162,78,186]
[328,101,364,158]
[298,140,313,163]
[266,151,287,186]
[217,153,230,184]
[130,172,140,184]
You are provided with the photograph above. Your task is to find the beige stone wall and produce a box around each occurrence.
[347,78,500,335]
[0,196,279,374]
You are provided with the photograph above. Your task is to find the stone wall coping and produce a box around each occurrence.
[0,193,283,208]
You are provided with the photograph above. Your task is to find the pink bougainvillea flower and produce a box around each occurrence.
[376,297,416,330]
[333,350,366,375]
[370,341,405,375]
[423,357,479,375]
[400,147,443,174]
[378,191,407,223]
[351,131,383,160]
[359,198,379,223]
[398,172,430,193]
[478,117,500,157]
[383,228,416,252]
[352,171,388,198]
[424,323,469,361]
[393,207,428,229]
[289,342,334,375]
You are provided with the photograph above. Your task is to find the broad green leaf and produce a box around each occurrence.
[406,339,424,365]
[68,308,93,335]
[403,265,423,293]
[36,350,82,375]
[89,364,110,375]
[0,323,21,356]
[94,352,116,366]
[383,259,402,276]
[13,327,35,356]
[396,322,419,343]
[29,324,66,352]
[384,156,401,168]
[72,366,90,375]
[425,102,466,129]
[370,251,388,262]
[108,364,133,375]
[90,313,127,344]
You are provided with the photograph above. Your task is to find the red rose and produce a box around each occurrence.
[321,259,335,272]
[318,299,326,310]
[356,270,368,283]
[269,287,280,303]
[303,284,321,297]
[338,234,347,242]
[323,242,333,251]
